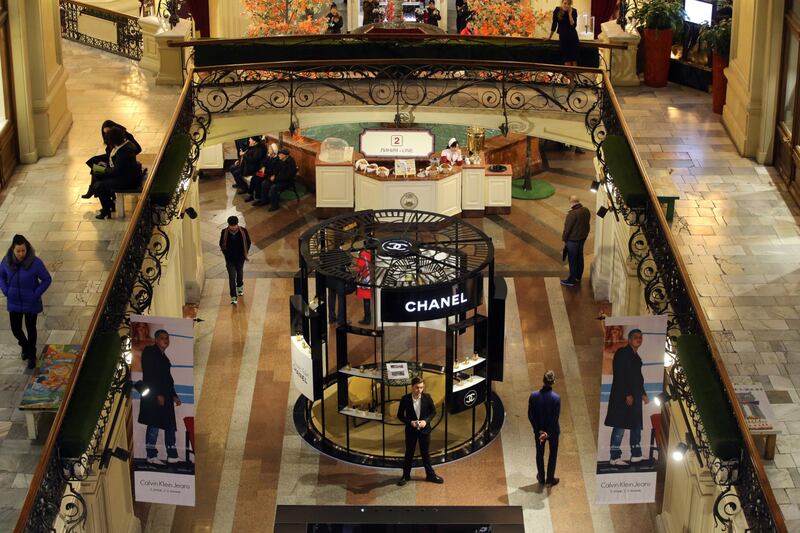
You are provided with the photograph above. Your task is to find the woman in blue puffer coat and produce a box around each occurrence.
[0,235,52,369]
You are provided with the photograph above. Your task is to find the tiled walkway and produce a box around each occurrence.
[0,42,178,531]
[618,84,800,529]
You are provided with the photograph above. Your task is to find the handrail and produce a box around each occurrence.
[192,57,605,74]
[13,71,195,533]
[59,0,139,21]
[169,32,629,50]
[601,71,787,532]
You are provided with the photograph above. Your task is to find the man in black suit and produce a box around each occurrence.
[528,370,561,486]
[396,376,443,486]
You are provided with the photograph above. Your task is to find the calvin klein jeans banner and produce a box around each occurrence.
[380,275,483,323]
[595,315,667,505]
[130,315,196,506]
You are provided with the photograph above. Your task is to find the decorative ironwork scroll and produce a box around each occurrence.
[59,0,143,61]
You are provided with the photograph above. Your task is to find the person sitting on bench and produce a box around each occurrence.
[93,126,143,219]
[230,136,266,194]
[245,142,278,203]
[83,120,141,200]
[255,149,297,211]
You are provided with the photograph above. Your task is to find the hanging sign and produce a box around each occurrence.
[291,335,315,400]
[381,275,483,323]
[359,129,435,159]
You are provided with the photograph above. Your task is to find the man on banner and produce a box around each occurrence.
[604,329,648,466]
[138,330,181,465]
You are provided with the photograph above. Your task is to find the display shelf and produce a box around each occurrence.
[339,366,383,380]
[452,356,485,373]
[340,407,383,421]
[452,375,485,393]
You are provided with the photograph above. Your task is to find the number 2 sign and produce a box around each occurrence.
[391,135,403,146]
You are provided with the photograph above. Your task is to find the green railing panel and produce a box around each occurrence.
[149,133,191,207]
[193,38,600,69]
[602,134,648,208]
[58,331,122,458]
[676,334,742,461]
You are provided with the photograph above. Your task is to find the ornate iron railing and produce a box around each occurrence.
[594,78,785,532]
[15,75,198,533]
[59,0,143,61]
[14,50,784,532]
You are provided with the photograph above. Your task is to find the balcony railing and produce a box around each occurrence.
[13,36,786,532]
[59,0,143,61]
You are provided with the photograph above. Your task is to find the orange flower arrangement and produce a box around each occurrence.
[242,0,330,36]
[472,2,550,38]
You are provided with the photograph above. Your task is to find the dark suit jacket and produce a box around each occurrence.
[103,142,143,190]
[275,156,297,186]
[137,345,178,430]
[528,387,561,436]
[604,344,645,430]
[397,392,436,435]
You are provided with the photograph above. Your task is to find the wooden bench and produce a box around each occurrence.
[734,383,780,460]
[18,344,81,439]
[114,153,156,218]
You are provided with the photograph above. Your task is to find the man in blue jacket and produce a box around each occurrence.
[528,370,561,486]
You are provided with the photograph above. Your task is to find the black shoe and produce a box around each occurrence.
[236,188,248,195]
[545,478,559,486]
[96,210,111,220]
[244,195,255,202]
[537,475,544,484]
[397,477,410,486]
[559,278,576,287]
[27,356,36,370]
[268,206,279,212]
[81,191,93,199]
[253,200,268,207]
[426,474,444,484]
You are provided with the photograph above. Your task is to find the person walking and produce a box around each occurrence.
[219,216,252,305]
[604,329,648,466]
[396,376,443,486]
[528,370,561,486]
[0,235,52,369]
[561,195,591,287]
[138,329,181,465]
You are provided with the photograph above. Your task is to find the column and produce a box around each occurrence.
[721,0,784,163]
[20,0,72,158]
[598,21,640,87]
[209,0,251,38]
[139,17,192,85]
[181,179,205,304]
[7,0,36,163]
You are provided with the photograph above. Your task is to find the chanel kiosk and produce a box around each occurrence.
[290,209,506,467]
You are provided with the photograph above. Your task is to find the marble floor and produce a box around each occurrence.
[0,38,796,532]
[0,42,179,531]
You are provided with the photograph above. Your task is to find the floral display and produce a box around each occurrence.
[243,0,330,36]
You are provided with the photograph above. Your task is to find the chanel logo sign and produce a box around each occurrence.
[379,239,415,258]
[464,390,478,406]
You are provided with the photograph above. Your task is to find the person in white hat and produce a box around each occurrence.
[440,138,464,166]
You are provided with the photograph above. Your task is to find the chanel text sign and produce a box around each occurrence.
[360,129,435,159]
[381,276,483,322]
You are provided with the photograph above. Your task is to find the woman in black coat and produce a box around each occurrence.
[138,329,181,464]
[548,0,579,66]
[326,3,344,33]
[83,120,141,199]
[603,329,649,465]
[93,126,143,219]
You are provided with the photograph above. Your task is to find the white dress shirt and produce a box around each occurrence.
[412,394,422,420]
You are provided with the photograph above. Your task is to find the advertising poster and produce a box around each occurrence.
[291,335,315,400]
[130,315,195,506]
[596,315,667,504]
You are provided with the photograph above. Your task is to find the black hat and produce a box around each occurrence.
[227,215,239,225]
[278,148,290,155]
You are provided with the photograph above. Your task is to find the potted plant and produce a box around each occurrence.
[631,0,686,87]
[700,17,732,114]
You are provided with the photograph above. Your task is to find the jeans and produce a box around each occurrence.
[609,427,641,460]
[565,239,586,282]
[145,425,178,459]
[535,431,559,482]
[362,299,371,323]
[226,259,244,297]
[264,182,291,209]
[9,312,37,358]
